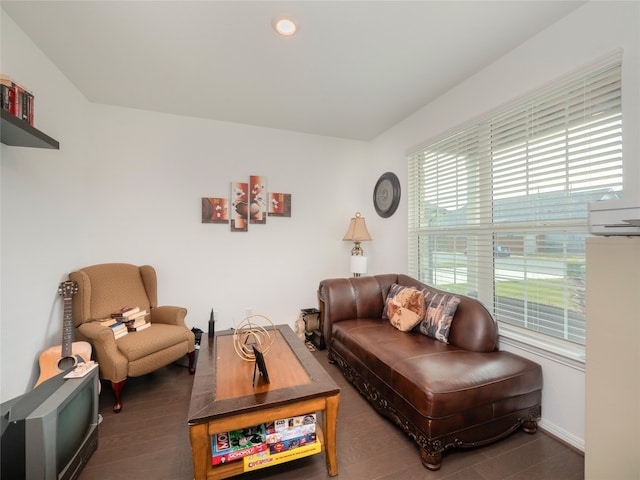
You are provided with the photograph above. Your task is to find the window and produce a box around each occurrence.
[408,56,622,356]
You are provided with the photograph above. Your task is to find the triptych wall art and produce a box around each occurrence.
[202,175,291,232]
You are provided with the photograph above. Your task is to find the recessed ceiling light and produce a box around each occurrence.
[274,18,297,36]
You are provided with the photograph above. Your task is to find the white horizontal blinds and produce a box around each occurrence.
[491,63,623,227]
[491,63,621,345]
[408,128,493,292]
[408,58,622,349]
[407,150,421,280]
[493,231,588,344]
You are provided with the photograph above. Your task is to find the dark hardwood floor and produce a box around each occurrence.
[78,346,584,480]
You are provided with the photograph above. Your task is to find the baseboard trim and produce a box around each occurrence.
[539,418,584,453]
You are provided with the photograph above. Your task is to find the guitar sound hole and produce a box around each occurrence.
[58,356,77,371]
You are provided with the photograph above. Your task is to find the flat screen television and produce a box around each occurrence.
[1,366,99,480]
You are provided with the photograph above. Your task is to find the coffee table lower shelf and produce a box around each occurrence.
[190,395,339,480]
[203,426,325,480]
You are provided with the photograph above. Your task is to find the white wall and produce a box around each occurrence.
[370,1,640,451]
[0,11,374,401]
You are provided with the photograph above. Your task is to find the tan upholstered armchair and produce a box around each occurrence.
[69,263,196,412]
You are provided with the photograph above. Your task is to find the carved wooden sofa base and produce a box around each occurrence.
[328,348,540,470]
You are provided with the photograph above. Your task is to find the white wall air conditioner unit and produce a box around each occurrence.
[588,199,640,235]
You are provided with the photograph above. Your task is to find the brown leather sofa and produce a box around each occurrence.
[318,274,542,470]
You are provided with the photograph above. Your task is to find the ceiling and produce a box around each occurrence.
[2,1,584,141]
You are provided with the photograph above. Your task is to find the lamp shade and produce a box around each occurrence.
[342,212,372,242]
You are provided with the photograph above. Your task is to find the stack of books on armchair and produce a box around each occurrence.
[98,318,128,339]
[110,306,150,332]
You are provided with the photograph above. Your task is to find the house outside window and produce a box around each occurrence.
[408,55,622,359]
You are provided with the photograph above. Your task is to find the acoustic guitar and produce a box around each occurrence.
[34,280,93,387]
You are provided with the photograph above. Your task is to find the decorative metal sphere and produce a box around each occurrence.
[233,314,275,361]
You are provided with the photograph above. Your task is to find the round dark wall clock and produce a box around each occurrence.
[373,172,401,218]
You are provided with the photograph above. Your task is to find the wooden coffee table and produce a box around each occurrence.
[188,324,340,480]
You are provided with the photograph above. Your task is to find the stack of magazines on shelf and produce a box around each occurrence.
[0,74,34,126]
[210,413,320,472]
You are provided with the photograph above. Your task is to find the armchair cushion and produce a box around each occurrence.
[117,324,193,362]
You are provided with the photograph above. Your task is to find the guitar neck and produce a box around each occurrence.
[61,295,74,357]
[58,281,78,358]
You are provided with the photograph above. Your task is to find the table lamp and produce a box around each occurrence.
[342,212,372,277]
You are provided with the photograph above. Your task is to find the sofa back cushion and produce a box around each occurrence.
[318,274,499,353]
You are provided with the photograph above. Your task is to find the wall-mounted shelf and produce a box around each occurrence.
[1,109,59,149]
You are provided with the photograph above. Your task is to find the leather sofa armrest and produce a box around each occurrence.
[318,278,355,347]
[318,275,396,347]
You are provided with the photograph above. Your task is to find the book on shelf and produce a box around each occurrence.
[265,413,316,434]
[268,433,317,455]
[211,425,267,465]
[0,74,34,125]
[0,76,8,111]
[243,439,321,472]
[264,422,316,444]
